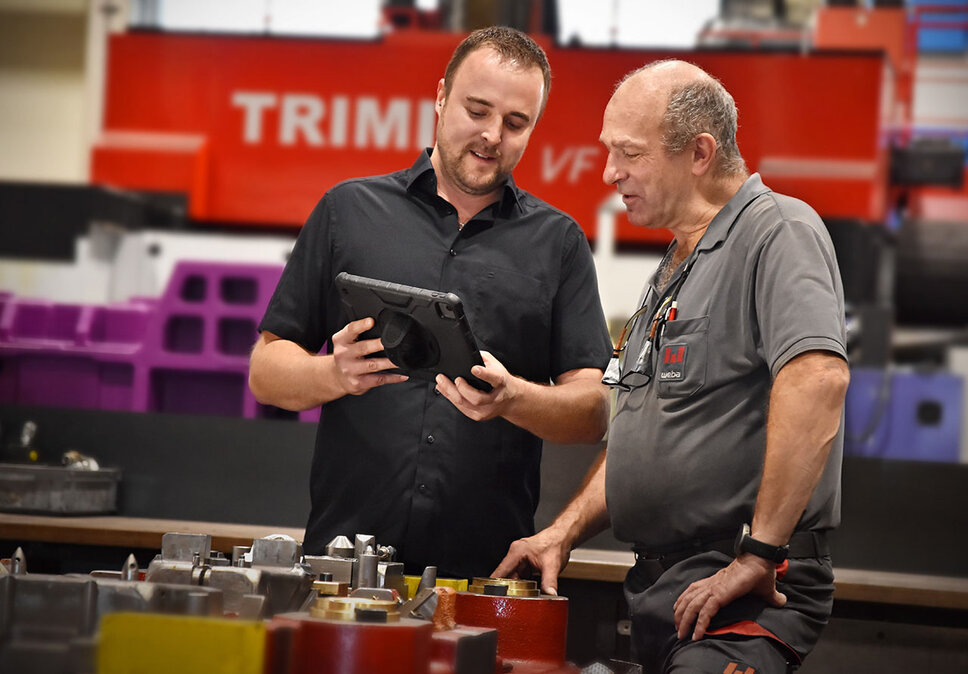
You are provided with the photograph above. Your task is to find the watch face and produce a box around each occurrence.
[733,523,749,557]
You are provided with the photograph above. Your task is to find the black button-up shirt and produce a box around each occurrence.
[260,150,611,578]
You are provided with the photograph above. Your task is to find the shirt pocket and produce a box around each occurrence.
[656,315,709,399]
[458,263,551,378]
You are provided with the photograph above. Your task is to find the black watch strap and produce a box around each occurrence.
[734,523,789,563]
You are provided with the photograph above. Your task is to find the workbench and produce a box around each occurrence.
[4,512,968,672]
[4,513,968,612]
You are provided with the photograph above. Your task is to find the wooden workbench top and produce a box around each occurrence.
[0,512,304,554]
[565,547,968,611]
[3,513,967,611]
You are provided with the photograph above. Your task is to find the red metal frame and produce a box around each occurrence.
[91,30,890,240]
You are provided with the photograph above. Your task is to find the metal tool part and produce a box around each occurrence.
[147,533,312,617]
[20,420,37,445]
[312,579,349,597]
[310,595,400,623]
[467,577,540,597]
[306,532,398,591]
[231,546,251,567]
[379,562,407,599]
[354,534,376,559]
[11,547,26,575]
[302,555,355,586]
[62,450,100,471]
[121,554,138,581]
[349,587,397,602]
[324,535,354,558]
[86,576,224,617]
[399,587,438,622]
[0,573,98,673]
[358,552,379,589]
[236,593,266,620]
[251,537,301,568]
[417,565,437,593]
[161,533,212,563]
[430,625,499,674]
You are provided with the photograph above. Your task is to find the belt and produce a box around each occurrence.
[633,529,829,574]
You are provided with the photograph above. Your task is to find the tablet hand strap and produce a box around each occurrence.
[378,309,440,370]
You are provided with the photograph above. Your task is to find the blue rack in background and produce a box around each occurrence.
[910,0,968,52]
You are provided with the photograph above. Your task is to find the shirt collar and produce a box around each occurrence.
[694,172,770,253]
[406,148,523,219]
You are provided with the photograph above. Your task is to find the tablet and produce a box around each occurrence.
[334,272,491,391]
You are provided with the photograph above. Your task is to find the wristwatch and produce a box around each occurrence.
[734,523,789,563]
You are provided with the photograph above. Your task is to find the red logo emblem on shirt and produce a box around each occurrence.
[659,343,687,381]
[664,345,685,364]
[723,663,755,674]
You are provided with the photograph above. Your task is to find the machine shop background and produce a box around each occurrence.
[1,0,967,671]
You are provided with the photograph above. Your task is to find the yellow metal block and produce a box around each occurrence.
[97,612,265,674]
[436,577,468,592]
[403,575,469,597]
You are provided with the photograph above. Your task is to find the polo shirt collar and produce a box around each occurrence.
[406,148,523,219]
[694,172,771,253]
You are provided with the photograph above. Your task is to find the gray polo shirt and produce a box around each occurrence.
[605,174,847,549]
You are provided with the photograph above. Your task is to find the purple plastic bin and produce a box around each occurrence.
[11,354,99,409]
[4,301,82,343]
[149,369,246,417]
[9,302,54,340]
[130,260,287,419]
[86,306,151,346]
[0,296,145,411]
[0,261,323,422]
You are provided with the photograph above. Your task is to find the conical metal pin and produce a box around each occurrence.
[12,547,26,575]
[121,554,138,581]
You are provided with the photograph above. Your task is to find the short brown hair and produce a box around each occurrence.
[443,26,552,119]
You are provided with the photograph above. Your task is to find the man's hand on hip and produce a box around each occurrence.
[673,554,787,641]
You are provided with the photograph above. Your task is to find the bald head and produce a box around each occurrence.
[618,59,711,95]
[615,60,747,178]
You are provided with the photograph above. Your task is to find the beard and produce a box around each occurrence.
[435,131,510,197]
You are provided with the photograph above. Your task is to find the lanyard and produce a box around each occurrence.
[603,247,698,390]
[629,253,696,370]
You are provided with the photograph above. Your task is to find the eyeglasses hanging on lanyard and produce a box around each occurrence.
[602,257,695,391]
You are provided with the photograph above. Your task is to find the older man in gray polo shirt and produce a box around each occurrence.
[494,60,850,673]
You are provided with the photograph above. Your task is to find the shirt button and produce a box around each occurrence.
[449,248,457,256]
[418,484,429,495]
[426,434,435,444]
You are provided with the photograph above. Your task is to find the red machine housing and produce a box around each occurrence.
[454,591,578,674]
[271,612,434,674]
[91,30,890,246]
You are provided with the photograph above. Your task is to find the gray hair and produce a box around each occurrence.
[622,60,747,177]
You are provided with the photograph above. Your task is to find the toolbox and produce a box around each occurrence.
[0,462,121,515]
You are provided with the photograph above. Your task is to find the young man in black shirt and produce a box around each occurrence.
[250,27,612,579]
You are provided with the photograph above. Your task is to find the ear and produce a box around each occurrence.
[691,133,718,176]
[435,78,446,111]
